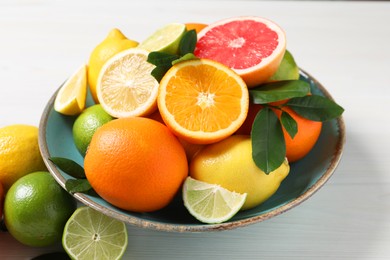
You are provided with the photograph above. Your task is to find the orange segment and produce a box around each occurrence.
[158,59,249,144]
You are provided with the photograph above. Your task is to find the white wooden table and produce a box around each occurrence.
[1,0,390,259]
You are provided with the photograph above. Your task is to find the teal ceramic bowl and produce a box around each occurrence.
[39,70,345,232]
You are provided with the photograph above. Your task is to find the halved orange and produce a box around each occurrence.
[157,59,249,144]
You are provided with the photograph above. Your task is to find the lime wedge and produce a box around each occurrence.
[138,23,186,54]
[62,207,128,260]
[183,177,247,224]
[54,64,87,116]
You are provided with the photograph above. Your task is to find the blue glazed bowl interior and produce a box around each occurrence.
[39,70,345,232]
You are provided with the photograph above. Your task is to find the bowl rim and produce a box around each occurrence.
[38,69,346,232]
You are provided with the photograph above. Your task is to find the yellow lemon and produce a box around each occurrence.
[0,125,47,191]
[88,28,139,103]
[190,135,289,210]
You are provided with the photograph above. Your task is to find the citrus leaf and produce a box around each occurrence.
[49,157,85,178]
[287,95,344,121]
[147,52,179,67]
[179,29,197,55]
[249,80,310,104]
[65,179,92,194]
[172,53,198,65]
[251,107,286,174]
[151,65,171,82]
[280,110,298,139]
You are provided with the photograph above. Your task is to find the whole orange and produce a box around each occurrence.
[236,103,322,162]
[185,23,207,33]
[275,106,322,162]
[84,117,188,212]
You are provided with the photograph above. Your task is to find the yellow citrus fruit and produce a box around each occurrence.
[0,125,46,191]
[190,135,290,210]
[88,28,139,103]
[84,117,188,212]
[96,48,159,118]
[4,171,76,247]
[157,58,249,144]
[54,64,87,116]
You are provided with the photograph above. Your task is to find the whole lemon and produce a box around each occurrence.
[73,104,113,156]
[88,28,139,103]
[4,171,76,247]
[0,125,46,191]
[190,135,290,210]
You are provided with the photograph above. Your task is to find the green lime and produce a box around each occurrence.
[268,49,300,82]
[4,171,76,247]
[138,23,186,54]
[183,177,247,224]
[62,206,128,260]
[73,104,113,156]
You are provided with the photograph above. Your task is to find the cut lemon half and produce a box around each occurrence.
[183,177,247,224]
[54,64,87,115]
[157,58,249,144]
[96,48,159,118]
[138,23,186,54]
[62,207,128,260]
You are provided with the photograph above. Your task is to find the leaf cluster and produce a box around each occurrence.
[147,29,198,82]
[249,80,344,174]
[49,157,92,194]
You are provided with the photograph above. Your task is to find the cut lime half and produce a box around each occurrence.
[138,23,186,54]
[183,177,247,224]
[62,207,128,260]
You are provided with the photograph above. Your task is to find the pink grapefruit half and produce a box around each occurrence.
[194,16,286,88]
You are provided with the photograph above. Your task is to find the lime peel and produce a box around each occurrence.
[62,206,128,260]
[183,177,247,224]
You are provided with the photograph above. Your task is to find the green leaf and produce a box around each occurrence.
[65,179,92,194]
[179,29,197,55]
[280,110,298,139]
[151,65,171,82]
[49,157,85,178]
[147,52,179,67]
[251,107,286,174]
[172,53,198,65]
[249,80,310,104]
[287,95,344,121]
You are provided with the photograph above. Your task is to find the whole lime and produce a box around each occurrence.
[4,171,76,247]
[190,135,290,210]
[267,49,300,82]
[73,104,113,156]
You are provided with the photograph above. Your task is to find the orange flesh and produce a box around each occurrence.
[164,64,244,132]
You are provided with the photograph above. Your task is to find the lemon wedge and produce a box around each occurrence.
[54,64,87,115]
